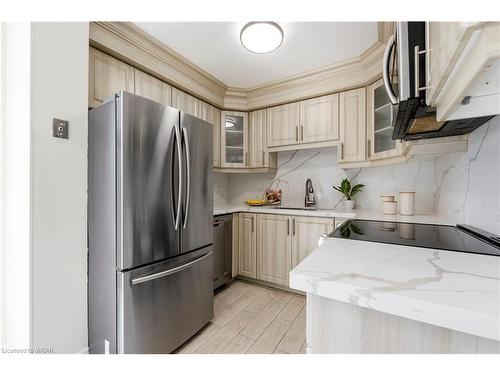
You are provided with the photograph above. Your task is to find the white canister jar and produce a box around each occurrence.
[399,192,416,215]
[382,201,397,215]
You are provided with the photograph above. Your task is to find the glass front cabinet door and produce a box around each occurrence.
[367,78,405,161]
[220,111,248,168]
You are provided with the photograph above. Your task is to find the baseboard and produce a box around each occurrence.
[235,276,305,296]
[75,346,89,354]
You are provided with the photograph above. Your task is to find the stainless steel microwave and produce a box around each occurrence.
[383,22,492,140]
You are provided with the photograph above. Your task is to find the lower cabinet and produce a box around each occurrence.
[291,216,334,269]
[256,214,291,286]
[238,213,335,288]
[238,213,257,278]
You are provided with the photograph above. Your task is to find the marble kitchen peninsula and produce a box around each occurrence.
[290,237,500,353]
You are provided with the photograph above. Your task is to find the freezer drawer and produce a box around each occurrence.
[117,247,214,354]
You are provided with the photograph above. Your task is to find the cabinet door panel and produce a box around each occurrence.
[199,102,221,167]
[267,103,300,147]
[339,88,366,163]
[238,213,256,278]
[89,47,135,108]
[220,111,248,168]
[291,217,334,269]
[426,22,473,105]
[134,69,171,107]
[171,87,200,117]
[257,214,291,286]
[300,94,339,143]
[367,79,405,161]
[249,110,266,167]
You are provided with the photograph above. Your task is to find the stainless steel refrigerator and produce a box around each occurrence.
[88,91,213,354]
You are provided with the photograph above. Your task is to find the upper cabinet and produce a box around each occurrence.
[89,47,135,108]
[248,110,276,168]
[299,94,339,144]
[220,111,248,168]
[366,79,406,161]
[267,96,340,151]
[426,22,500,121]
[338,88,366,164]
[171,87,200,117]
[266,102,300,148]
[134,69,172,107]
[199,102,221,168]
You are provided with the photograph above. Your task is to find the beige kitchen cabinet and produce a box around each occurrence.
[266,102,300,147]
[134,69,172,107]
[220,111,248,168]
[299,94,339,143]
[248,110,266,167]
[425,22,480,106]
[171,87,200,117]
[291,216,334,269]
[248,110,276,168]
[426,22,500,121]
[256,214,291,286]
[339,88,366,163]
[236,213,337,287]
[367,79,406,161]
[89,47,135,108]
[238,213,257,279]
[199,101,221,167]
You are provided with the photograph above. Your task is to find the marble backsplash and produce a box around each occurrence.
[433,116,500,235]
[218,147,435,213]
[214,172,230,206]
[214,116,500,235]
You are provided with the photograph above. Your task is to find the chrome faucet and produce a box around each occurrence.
[305,179,317,207]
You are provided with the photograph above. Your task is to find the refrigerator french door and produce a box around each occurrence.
[89,92,213,354]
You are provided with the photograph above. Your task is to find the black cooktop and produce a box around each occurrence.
[332,219,500,257]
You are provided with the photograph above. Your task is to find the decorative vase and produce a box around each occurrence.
[344,199,355,211]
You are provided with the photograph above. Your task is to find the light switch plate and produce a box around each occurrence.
[53,118,69,139]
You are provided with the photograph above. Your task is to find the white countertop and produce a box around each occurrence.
[289,237,500,341]
[214,205,456,225]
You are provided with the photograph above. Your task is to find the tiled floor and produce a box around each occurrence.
[175,280,306,354]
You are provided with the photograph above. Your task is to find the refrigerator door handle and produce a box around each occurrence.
[173,124,183,231]
[182,126,191,230]
[131,252,212,285]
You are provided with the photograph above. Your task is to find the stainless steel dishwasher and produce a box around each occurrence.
[213,214,232,289]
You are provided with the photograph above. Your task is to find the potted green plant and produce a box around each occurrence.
[333,178,365,211]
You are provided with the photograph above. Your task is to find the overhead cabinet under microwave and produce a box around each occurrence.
[383,22,493,141]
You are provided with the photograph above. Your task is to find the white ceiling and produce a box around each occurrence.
[134,22,378,89]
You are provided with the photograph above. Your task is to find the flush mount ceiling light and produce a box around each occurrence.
[240,22,283,54]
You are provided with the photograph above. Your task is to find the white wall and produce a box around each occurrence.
[30,22,89,353]
[223,147,435,213]
[434,116,500,235]
[0,22,89,354]
[0,22,33,351]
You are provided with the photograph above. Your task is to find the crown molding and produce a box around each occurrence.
[89,22,227,107]
[237,42,385,110]
[90,21,390,111]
